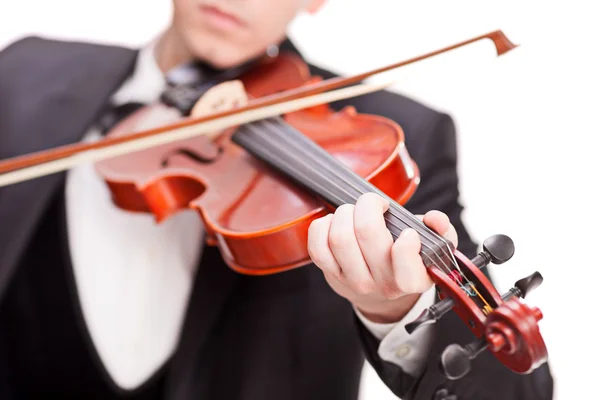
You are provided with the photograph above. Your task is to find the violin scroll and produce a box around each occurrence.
[406,234,548,379]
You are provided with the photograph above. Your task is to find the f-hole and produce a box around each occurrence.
[161,147,223,167]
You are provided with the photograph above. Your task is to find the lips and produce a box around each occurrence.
[198,3,246,30]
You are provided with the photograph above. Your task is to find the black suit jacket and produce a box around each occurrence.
[0,36,553,400]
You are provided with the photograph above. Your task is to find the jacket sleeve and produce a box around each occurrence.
[354,112,554,400]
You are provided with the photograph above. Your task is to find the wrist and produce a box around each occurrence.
[355,293,421,324]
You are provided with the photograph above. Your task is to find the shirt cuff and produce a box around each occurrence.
[355,286,437,377]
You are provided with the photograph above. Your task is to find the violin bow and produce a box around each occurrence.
[0,30,517,188]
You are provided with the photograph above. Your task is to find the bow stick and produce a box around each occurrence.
[0,30,517,188]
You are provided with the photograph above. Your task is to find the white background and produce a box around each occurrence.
[1,1,598,399]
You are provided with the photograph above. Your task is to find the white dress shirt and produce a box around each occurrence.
[356,287,436,376]
[64,39,435,390]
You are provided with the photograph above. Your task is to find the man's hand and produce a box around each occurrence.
[307,193,458,324]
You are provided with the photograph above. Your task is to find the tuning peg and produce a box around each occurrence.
[502,271,544,301]
[515,271,543,298]
[440,337,489,380]
[472,234,515,269]
[405,297,454,334]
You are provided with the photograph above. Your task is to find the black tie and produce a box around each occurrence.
[97,55,259,135]
[97,102,146,135]
[96,58,208,135]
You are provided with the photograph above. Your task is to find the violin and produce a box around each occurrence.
[0,30,548,380]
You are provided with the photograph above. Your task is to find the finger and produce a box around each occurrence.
[391,228,433,294]
[307,214,342,279]
[328,204,375,294]
[353,193,400,299]
[423,210,458,248]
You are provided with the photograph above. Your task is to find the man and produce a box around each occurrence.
[0,0,553,399]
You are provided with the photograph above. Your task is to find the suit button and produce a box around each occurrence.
[395,343,411,358]
[433,388,458,400]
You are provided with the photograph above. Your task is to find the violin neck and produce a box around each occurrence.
[232,117,454,268]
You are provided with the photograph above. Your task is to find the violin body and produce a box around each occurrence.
[0,30,546,380]
[97,53,419,275]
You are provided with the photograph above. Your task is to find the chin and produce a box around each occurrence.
[186,37,263,70]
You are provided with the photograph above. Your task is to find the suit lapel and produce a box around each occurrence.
[0,39,138,302]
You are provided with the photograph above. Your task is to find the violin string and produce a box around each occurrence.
[259,117,471,288]
[250,118,478,295]
[267,122,468,286]
[257,118,438,238]
[261,117,457,246]
[258,117,460,268]
[244,120,468,289]
[238,123,440,273]
[256,118,457,271]
[238,119,464,284]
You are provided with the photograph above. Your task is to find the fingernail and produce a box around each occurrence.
[401,228,418,239]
